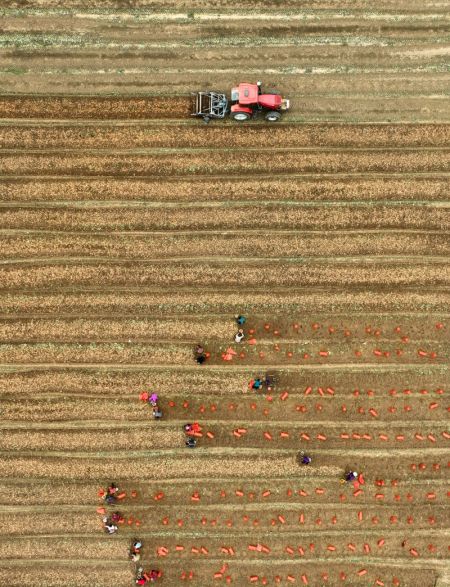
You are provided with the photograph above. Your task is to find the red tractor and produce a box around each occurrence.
[192,81,289,123]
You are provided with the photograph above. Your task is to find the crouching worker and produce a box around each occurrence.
[194,344,208,364]
[102,516,118,535]
[104,482,119,505]
[129,539,142,563]
[152,405,163,420]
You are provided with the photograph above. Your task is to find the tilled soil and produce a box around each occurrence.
[0,30,448,581]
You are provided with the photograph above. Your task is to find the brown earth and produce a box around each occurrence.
[0,4,449,584]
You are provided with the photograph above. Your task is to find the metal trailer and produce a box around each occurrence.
[192,91,228,123]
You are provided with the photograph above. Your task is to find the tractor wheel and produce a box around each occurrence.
[232,111,251,122]
[265,111,281,122]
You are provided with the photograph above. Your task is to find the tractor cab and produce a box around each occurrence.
[192,81,289,123]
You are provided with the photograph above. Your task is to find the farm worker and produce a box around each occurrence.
[264,373,275,389]
[103,517,118,534]
[252,378,263,390]
[104,482,119,504]
[152,406,163,419]
[235,329,245,343]
[345,471,358,482]
[111,512,122,523]
[195,344,207,364]
[186,437,197,448]
[236,315,246,326]
[108,483,119,494]
[184,423,193,434]
[130,540,142,562]
[149,393,158,406]
[135,568,147,585]
[301,455,312,465]
[150,570,161,582]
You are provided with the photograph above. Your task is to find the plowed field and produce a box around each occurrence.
[1,3,449,587]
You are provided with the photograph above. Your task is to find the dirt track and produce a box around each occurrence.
[1,3,449,585]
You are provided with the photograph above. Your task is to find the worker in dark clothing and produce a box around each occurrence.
[301,455,312,465]
[345,471,358,482]
[194,344,207,364]
[186,437,197,448]
[235,315,246,326]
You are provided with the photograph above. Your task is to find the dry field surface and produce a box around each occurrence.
[0,2,449,587]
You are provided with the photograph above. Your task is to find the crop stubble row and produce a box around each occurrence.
[0,314,444,340]
[2,123,448,149]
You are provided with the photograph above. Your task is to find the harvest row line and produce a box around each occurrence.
[0,366,445,395]
[2,397,447,424]
[0,314,444,340]
[2,206,447,232]
[0,341,446,364]
[2,477,447,505]
[2,150,449,175]
[2,424,448,451]
[1,291,447,315]
[0,453,447,481]
[2,506,448,536]
[1,261,449,290]
[1,124,449,149]
[2,231,449,260]
[2,176,447,202]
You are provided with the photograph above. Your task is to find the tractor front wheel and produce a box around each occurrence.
[265,111,281,122]
[232,111,251,122]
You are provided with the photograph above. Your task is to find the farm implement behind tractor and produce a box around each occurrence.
[192,81,290,123]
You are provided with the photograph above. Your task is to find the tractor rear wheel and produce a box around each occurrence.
[265,111,281,122]
[232,111,251,122]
